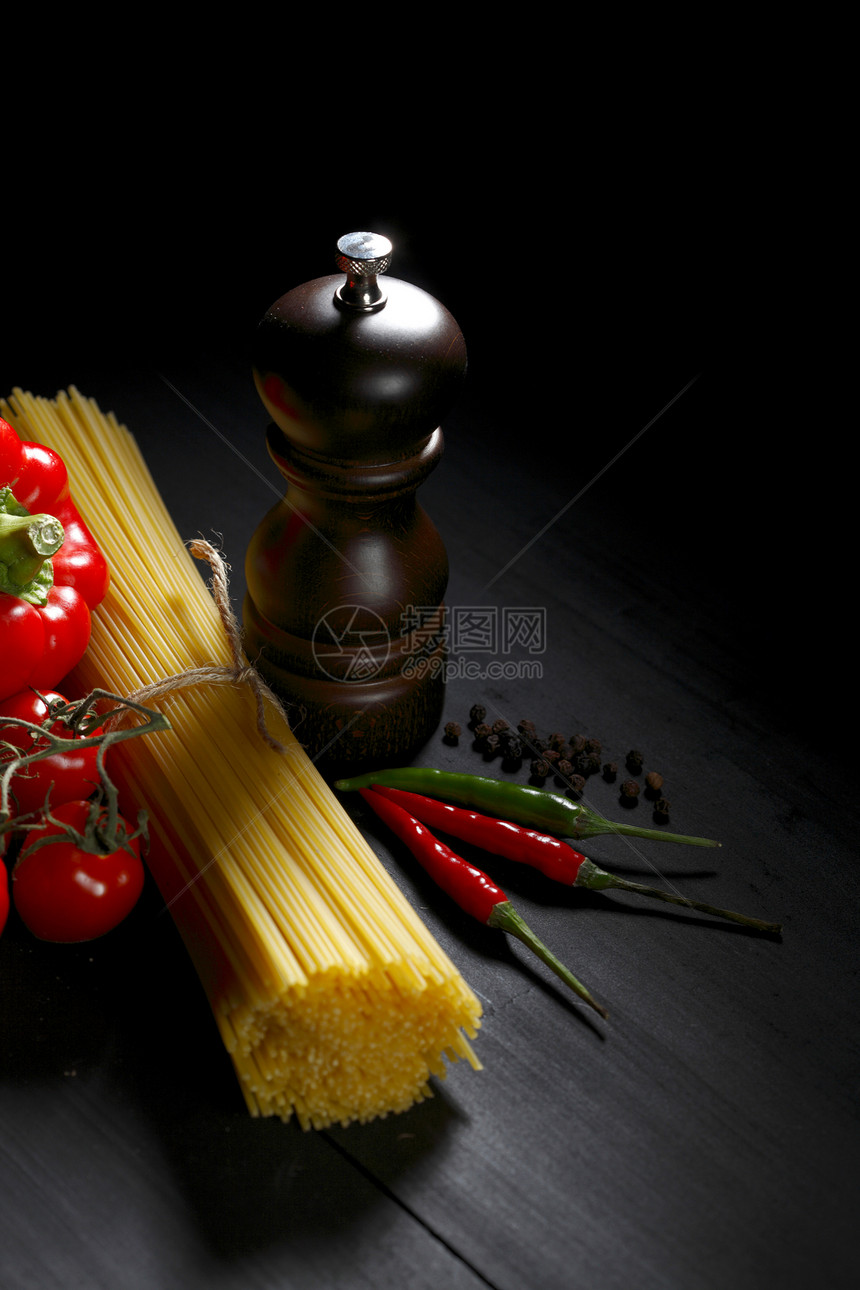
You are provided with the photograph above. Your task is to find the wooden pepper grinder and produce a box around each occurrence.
[244,231,467,774]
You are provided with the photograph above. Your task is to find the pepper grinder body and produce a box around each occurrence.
[244,241,466,775]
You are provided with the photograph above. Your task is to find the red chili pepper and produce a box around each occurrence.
[358,788,608,1018]
[1,417,108,701]
[368,785,782,934]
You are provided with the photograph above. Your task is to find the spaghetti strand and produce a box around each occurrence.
[1,387,482,1128]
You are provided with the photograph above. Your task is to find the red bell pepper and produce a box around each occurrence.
[1,416,109,701]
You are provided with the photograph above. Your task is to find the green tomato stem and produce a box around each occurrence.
[1,690,171,840]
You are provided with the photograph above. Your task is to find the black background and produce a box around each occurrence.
[1,67,853,1290]
[3,106,828,742]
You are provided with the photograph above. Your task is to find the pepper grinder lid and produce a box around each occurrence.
[252,231,467,462]
[333,231,392,312]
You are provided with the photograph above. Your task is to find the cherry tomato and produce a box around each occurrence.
[0,690,103,817]
[13,800,144,942]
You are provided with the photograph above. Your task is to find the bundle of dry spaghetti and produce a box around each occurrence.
[1,386,481,1128]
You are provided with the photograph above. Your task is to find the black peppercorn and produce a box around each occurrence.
[502,735,523,760]
[602,761,618,782]
[569,734,587,754]
[469,704,487,727]
[585,738,602,756]
[443,721,462,745]
[492,718,509,736]
[555,758,574,780]
[626,750,644,775]
[579,752,602,777]
[483,733,500,756]
[653,797,671,819]
[548,732,566,751]
[517,719,538,739]
[530,757,551,780]
[568,774,586,795]
[473,722,492,749]
[620,779,641,799]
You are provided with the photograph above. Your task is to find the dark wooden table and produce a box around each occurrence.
[1,197,855,1290]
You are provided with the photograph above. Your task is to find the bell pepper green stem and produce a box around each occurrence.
[576,858,782,933]
[0,510,64,598]
[488,900,609,1019]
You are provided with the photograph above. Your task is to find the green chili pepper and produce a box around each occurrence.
[335,767,720,848]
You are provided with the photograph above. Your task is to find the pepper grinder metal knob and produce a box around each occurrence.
[244,231,467,774]
[333,231,392,311]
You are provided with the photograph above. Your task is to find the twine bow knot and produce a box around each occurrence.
[120,539,291,754]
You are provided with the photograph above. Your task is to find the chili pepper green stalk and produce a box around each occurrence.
[576,858,782,933]
[488,900,609,1018]
[336,767,720,848]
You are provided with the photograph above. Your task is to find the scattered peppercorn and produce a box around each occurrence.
[576,752,602,777]
[459,709,684,817]
[471,722,489,753]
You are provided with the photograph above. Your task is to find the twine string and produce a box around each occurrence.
[117,539,291,754]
